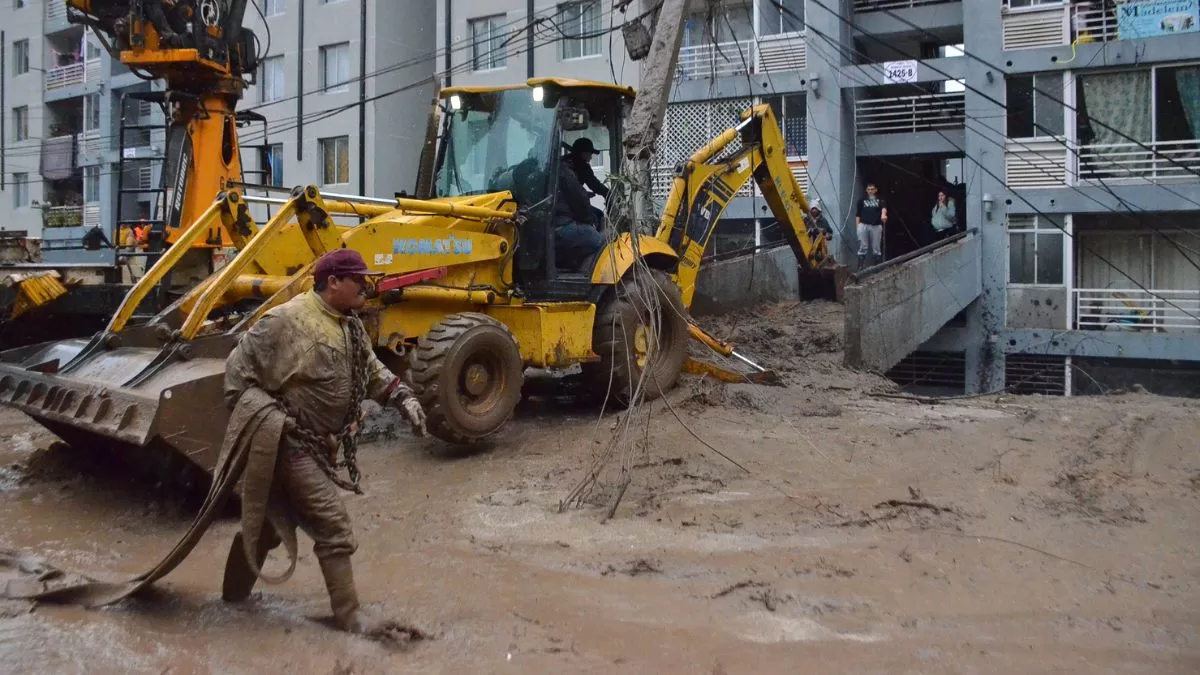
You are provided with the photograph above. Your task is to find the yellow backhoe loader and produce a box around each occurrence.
[0,78,840,481]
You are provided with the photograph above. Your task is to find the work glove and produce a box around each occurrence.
[396,396,427,437]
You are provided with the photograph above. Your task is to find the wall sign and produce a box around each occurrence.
[1116,0,1199,40]
[882,60,918,85]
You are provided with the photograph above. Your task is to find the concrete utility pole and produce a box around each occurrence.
[621,0,687,230]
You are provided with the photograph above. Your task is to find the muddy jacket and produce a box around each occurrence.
[225,290,408,436]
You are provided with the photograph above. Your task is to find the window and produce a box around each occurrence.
[264,0,285,16]
[13,173,28,208]
[759,0,803,35]
[86,40,102,61]
[763,94,807,158]
[1008,216,1064,285]
[320,136,349,185]
[84,94,101,132]
[558,1,601,60]
[265,143,284,187]
[13,106,29,142]
[84,166,101,203]
[13,40,29,76]
[260,56,284,102]
[469,14,508,71]
[1006,73,1063,138]
[320,43,350,93]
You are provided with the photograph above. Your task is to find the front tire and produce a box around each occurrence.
[583,269,689,408]
[409,313,524,444]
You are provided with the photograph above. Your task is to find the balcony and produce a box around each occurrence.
[677,40,755,80]
[44,58,101,92]
[42,205,83,229]
[1075,288,1200,333]
[854,0,954,10]
[854,91,965,135]
[1072,3,1119,43]
[1078,140,1200,182]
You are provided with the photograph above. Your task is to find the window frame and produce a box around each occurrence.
[260,55,285,103]
[319,43,351,94]
[13,106,29,142]
[84,166,101,203]
[84,93,102,133]
[13,173,28,208]
[266,143,284,187]
[1006,72,1066,140]
[558,1,602,61]
[1007,215,1066,286]
[319,136,350,185]
[1076,61,1200,147]
[761,93,808,160]
[469,14,508,72]
[14,40,29,76]
[264,0,285,16]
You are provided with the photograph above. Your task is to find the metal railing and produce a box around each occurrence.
[854,0,956,11]
[854,91,965,135]
[43,205,84,229]
[46,0,67,22]
[1074,288,1200,332]
[677,40,755,80]
[45,62,85,90]
[1077,140,1200,181]
[1072,3,1119,42]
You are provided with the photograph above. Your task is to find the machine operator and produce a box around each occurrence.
[553,141,607,271]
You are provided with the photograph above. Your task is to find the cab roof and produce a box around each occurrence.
[441,77,635,100]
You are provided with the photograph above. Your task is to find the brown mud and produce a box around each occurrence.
[0,302,1197,673]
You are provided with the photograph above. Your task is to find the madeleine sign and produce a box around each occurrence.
[1117,0,1199,40]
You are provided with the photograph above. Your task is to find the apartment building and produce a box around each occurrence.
[0,1,434,265]
[241,0,435,206]
[661,0,1200,395]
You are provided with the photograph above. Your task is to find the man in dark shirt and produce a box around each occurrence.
[565,138,608,228]
[855,183,888,268]
[553,158,605,271]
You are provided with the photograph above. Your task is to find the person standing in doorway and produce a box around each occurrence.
[930,190,957,243]
[855,183,888,268]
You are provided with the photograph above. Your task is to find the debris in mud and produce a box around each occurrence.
[680,378,761,412]
[601,558,663,577]
[748,586,788,612]
[832,492,960,529]
[710,580,767,599]
[1044,470,1146,525]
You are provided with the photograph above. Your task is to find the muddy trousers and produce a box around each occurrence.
[222,446,362,629]
[856,223,883,269]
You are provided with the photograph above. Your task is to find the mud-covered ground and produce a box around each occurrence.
[0,302,1198,674]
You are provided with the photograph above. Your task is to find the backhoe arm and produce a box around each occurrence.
[655,104,833,308]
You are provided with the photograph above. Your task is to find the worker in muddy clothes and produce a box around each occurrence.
[221,248,427,636]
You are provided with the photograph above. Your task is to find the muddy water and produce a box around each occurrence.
[1,381,1199,673]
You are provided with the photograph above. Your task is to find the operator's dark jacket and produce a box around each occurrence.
[554,160,596,227]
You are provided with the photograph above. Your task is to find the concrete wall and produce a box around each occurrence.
[690,245,799,316]
[844,233,981,372]
[1006,286,1067,330]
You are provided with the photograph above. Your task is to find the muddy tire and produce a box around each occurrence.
[582,269,689,408]
[409,312,524,444]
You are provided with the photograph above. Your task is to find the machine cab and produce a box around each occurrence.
[431,79,633,300]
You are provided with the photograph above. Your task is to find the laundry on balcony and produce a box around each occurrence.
[39,136,78,181]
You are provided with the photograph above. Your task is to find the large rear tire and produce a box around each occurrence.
[409,313,524,444]
[583,269,689,408]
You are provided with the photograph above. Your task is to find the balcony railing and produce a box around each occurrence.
[1077,140,1200,182]
[1072,3,1119,42]
[677,40,755,80]
[83,203,102,227]
[854,91,965,135]
[45,62,84,90]
[46,0,67,23]
[43,205,83,229]
[1075,288,1200,332]
[854,0,954,11]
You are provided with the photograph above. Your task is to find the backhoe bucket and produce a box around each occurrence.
[0,334,235,482]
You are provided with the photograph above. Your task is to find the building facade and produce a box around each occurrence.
[661,0,1200,395]
[0,0,435,264]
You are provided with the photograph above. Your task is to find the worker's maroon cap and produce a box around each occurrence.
[313,249,378,280]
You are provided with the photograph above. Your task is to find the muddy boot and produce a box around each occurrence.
[857,254,867,270]
[319,555,428,644]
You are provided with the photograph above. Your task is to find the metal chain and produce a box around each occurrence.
[277,315,372,495]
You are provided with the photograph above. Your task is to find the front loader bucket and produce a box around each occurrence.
[0,335,235,481]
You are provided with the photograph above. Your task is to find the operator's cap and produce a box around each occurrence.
[313,248,380,281]
[572,137,598,154]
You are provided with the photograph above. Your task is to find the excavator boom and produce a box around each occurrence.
[655,104,837,307]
